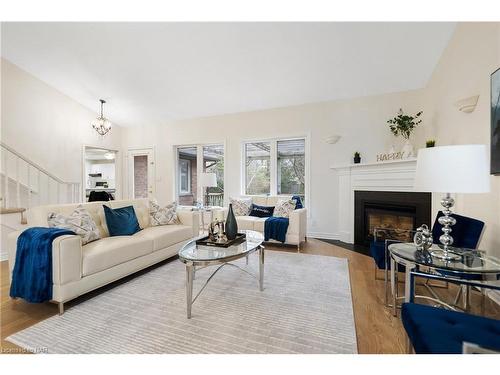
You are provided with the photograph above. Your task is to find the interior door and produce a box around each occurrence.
[128,148,155,199]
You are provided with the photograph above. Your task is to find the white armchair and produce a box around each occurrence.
[214,196,307,249]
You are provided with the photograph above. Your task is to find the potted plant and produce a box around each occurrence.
[426,139,436,148]
[387,108,423,157]
[353,151,361,164]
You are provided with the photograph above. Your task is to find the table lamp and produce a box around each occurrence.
[200,172,217,207]
[414,144,490,260]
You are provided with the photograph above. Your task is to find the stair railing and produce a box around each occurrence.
[1,142,81,209]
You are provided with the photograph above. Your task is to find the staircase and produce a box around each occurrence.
[1,142,81,260]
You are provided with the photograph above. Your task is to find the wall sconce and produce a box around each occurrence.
[454,95,479,113]
[325,135,341,144]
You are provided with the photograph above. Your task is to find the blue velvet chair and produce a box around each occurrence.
[402,303,500,354]
[431,211,485,250]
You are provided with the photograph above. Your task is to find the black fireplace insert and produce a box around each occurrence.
[354,191,431,247]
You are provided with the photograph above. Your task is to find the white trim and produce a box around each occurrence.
[307,231,340,240]
[174,142,226,205]
[127,147,156,200]
[178,158,191,194]
[82,144,120,202]
[241,135,309,210]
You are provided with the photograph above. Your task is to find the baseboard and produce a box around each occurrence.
[487,290,500,306]
[307,232,339,240]
[0,251,8,262]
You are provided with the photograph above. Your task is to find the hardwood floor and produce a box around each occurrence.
[1,238,498,354]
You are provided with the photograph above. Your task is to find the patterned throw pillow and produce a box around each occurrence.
[47,206,100,245]
[274,198,296,218]
[229,197,252,216]
[149,199,180,226]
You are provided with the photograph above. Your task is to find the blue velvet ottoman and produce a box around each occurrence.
[401,303,500,354]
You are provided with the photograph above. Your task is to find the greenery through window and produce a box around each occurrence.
[277,139,305,200]
[244,138,306,203]
[245,142,271,195]
[203,144,224,207]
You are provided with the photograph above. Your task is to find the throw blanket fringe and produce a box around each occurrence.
[264,217,289,243]
[10,227,75,303]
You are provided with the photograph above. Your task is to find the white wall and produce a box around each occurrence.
[123,89,425,239]
[422,23,500,257]
[1,58,124,200]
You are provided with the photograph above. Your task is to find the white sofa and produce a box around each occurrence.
[8,198,199,313]
[215,196,307,249]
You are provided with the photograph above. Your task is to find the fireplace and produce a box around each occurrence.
[354,191,431,247]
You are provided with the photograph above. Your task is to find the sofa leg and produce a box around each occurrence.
[406,335,413,354]
[297,243,300,252]
[58,302,64,315]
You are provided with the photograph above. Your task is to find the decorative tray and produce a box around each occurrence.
[196,233,246,248]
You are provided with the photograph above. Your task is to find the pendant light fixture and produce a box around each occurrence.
[92,99,112,136]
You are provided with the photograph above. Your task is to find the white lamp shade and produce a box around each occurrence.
[414,144,490,193]
[200,172,217,187]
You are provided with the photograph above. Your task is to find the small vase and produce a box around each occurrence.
[225,204,238,240]
[401,139,414,158]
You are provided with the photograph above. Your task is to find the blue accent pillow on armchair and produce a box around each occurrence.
[103,205,141,236]
[249,204,275,218]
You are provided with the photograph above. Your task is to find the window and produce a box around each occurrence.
[176,144,224,206]
[179,159,191,194]
[243,138,306,203]
[245,142,271,195]
[203,145,224,206]
[277,139,305,200]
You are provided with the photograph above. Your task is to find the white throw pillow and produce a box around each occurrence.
[273,198,296,218]
[149,199,180,226]
[47,205,100,245]
[229,197,252,216]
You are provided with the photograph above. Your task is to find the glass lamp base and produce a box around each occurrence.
[430,249,461,261]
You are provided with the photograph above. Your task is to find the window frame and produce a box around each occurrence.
[241,135,309,208]
[243,141,272,196]
[174,142,226,206]
[178,158,191,195]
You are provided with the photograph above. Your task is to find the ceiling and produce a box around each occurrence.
[1,22,456,127]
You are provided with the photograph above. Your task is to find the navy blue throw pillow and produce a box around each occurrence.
[249,204,275,218]
[103,205,141,236]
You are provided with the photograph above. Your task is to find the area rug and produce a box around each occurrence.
[6,251,358,353]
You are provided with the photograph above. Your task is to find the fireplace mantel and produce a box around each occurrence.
[330,159,418,243]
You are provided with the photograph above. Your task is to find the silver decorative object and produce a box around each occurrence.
[431,193,460,261]
[413,224,433,251]
[208,220,227,243]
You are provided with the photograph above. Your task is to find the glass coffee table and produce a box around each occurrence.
[178,230,265,318]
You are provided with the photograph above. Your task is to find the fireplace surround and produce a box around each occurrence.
[354,190,431,247]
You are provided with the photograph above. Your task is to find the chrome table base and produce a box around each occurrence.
[185,245,264,319]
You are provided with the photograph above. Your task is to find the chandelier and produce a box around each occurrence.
[92,99,112,136]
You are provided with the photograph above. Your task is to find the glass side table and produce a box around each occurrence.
[388,242,500,316]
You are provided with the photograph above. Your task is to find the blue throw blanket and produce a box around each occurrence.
[264,217,289,243]
[292,195,303,209]
[10,227,75,303]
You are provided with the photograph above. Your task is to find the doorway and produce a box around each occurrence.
[128,148,155,199]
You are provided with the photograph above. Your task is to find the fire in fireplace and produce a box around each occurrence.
[354,191,431,247]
